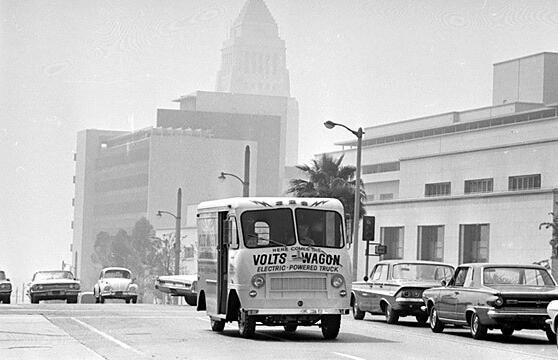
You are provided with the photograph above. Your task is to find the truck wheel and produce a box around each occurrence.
[211,318,226,332]
[321,314,341,340]
[238,311,256,338]
[470,313,487,340]
[429,307,444,333]
[385,304,399,324]
[352,301,365,320]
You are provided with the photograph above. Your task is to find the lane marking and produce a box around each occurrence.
[332,352,366,360]
[70,317,145,356]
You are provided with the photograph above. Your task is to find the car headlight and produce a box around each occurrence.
[103,285,111,291]
[37,284,44,290]
[331,274,344,288]
[128,284,138,292]
[69,283,80,290]
[251,274,265,288]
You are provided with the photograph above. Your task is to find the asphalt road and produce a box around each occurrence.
[0,303,557,360]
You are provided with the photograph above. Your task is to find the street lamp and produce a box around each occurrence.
[156,188,182,275]
[218,145,250,197]
[324,120,364,281]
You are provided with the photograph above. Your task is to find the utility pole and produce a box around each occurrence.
[174,188,182,275]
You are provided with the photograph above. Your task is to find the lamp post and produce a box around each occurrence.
[324,121,364,281]
[219,145,250,197]
[156,188,182,275]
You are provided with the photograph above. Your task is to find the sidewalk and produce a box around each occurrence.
[0,314,103,360]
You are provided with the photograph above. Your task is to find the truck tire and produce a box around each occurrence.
[238,311,255,338]
[321,314,341,340]
[211,318,226,332]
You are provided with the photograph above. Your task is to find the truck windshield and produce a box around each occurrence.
[241,208,296,248]
[295,208,344,248]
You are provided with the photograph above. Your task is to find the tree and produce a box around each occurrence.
[540,212,558,259]
[288,153,366,227]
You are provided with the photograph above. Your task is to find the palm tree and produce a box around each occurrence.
[287,154,366,230]
[540,212,558,259]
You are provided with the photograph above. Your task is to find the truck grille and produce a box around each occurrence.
[270,277,327,292]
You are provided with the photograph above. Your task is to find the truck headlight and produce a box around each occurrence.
[331,274,344,288]
[251,275,265,288]
[103,285,111,292]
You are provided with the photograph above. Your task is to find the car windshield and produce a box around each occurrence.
[241,208,296,248]
[483,267,555,286]
[33,271,74,281]
[392,264,454,281]
[0,271,5,280]
[295,208,344,248]
[104,270,131,279]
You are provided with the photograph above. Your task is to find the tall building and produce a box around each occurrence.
[72,0,298,290]
[324,52,558,279]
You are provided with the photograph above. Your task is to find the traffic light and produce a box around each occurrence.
[362,215,375,241]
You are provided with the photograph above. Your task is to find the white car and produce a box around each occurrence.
[93,267,138,304]
[547,300,558,348]
[155,274,197,306]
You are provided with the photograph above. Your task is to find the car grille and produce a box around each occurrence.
[269,274,327,298]
[37,284,73,290]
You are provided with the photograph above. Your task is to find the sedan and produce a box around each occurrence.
[94,267,138,304]
[0,271,12,304]
[155,274,197,306]
[28,270,80,304]
[424,263,558,342]
[351,260,454,324]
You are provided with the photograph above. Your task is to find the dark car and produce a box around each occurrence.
[423,263,558,342]
[0,271,12,304]
[351,260,454,324]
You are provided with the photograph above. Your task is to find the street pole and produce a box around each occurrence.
[243,145,250,197]
[174,188,182,275]
[352,128,363,282]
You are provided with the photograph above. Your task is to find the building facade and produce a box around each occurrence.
[325,52,558,280]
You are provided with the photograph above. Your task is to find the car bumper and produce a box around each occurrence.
[155,284,196,297]
[245,308,350,315]
[479,308,550,328]
[30,290,80,299]
[0,290,11,295]
[393,298,427,314]
[100,291,137,299]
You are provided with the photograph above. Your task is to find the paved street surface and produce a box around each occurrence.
[1,303,557,360]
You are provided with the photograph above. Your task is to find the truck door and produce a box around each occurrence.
[217,211,229,314]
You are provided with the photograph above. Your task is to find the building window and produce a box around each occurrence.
[379,193,394,200]
[508,174,541,191]
[417,225,444,262]
[459,224,489,263]
[380,227,404,260]
[362,161,400,175]
[465,178,493,194]
[425,182,451,197]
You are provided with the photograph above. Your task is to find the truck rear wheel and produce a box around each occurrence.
[211,318,226,332]
[321,314,341,340]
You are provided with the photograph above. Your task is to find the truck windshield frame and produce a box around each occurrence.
[295,208,345,249]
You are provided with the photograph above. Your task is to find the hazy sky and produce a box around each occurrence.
[1,0,557,288]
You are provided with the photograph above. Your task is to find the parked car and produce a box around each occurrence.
[0,270,12,304]
[351,260,454,324]
[155,274,197,306]
[546,300,558,348]
[423,263,558,342]
[28,270,80,304]
[94,267,138,304]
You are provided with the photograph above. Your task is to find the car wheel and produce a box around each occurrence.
[184,294,197,306]
[131,297,137,304]
[1,296,10,304]
[67,296,78,304]
[545,326,557,344]
[470,313,487,340]
[321,314,341,340]
[284,324,298,333]
[500,327,514,337]
[429,307,444,333]
[30,295,39,304]
[100,296,105,304]
[125,298,131,304]
[211,318,226,332]
[415,313,428,325]
[352,301,365,320]
[238,311,256,338]
[385,304,399,324]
